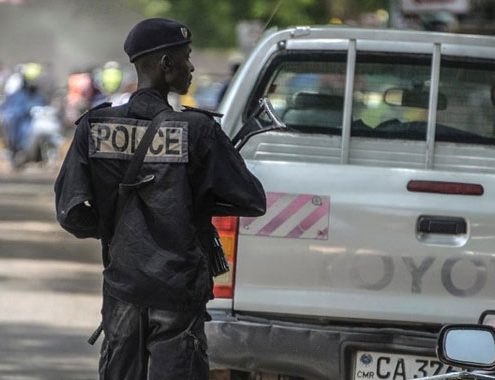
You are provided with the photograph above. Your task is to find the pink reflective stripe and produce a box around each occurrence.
[287,199,330,239]
[239,217,254,229]
[257,194,313,236]
[240,192,284,229]
[266,192,284,208]
[239,192,331,240]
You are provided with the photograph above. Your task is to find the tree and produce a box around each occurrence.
[322,0,388,19]
[126,0,330,47]
[126,0,388,48]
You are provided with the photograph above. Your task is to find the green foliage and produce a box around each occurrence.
[129,0,171,17]
[126,0,388,47]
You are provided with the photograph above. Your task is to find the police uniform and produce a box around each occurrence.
[54,18,266,380]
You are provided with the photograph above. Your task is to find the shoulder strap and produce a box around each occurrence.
[181,105,224,119]
[121,108,171,185]
[111,108,172,240]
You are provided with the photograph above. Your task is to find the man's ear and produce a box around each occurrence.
[160,54,173,72]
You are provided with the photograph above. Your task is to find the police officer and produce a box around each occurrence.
[54,18,266,380]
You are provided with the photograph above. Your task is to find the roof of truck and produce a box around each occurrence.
[264,25,495,48]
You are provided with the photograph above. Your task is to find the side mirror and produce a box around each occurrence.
[437,324,495,370]
[232,97,287,151]
[383,88,447,110]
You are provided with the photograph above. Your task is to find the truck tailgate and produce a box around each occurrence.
[233,157,495,324]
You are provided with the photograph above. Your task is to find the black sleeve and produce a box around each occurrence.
[199,121,266,217]
[54,117,99,238]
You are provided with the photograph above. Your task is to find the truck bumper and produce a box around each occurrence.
[205,310,439,380]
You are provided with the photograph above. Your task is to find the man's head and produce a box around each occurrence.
[124,18,194,95]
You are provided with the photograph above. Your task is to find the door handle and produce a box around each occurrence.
[417,215,467,235]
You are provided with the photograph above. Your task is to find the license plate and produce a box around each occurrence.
[354,350,460,380]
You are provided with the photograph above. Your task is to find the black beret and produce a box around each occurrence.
[124,18,192,62]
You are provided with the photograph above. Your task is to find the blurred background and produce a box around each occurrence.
[1,0,495,168]
[0,1,494,379]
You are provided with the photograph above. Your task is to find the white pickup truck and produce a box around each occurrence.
[206,26,495,380]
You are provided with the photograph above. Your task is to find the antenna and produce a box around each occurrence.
[262,0,284,32]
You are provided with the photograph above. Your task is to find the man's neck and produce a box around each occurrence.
[137,82,169,101]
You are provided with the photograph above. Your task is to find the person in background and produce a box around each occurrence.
[216,55,242,106]
[63,68,103,128]
[0,62,10,96]
[100,61,137,106]
[0,63,46,169]
[3,64,24,97]
[99,61,123,97]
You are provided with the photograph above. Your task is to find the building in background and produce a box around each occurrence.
[390,0,495,34]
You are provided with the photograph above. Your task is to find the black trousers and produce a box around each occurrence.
[99,293,209,380]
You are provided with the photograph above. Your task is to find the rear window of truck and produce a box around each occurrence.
[256,52,495,145]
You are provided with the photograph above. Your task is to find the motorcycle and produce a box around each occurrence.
[6,106,63,169]
[19,105,63,167]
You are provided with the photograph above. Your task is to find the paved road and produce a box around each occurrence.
[0,167,103,379]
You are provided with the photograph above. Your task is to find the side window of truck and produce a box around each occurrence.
[245,51,495,166]
[253,52,495,144]
[251,53,434,140]
[353,54,495,145]
[264,58,347,135]
[437,58,495,144]
[351,54,431,140]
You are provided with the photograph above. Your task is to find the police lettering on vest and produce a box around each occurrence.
[88,117,188,163]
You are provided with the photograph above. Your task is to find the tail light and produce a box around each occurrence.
[212,216,239,298]
[407,180,484,196]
